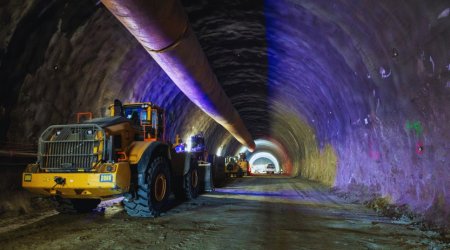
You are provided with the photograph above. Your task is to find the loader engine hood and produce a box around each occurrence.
[83,116,131,128]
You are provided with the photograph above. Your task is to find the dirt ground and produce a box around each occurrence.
[0,176,448,250]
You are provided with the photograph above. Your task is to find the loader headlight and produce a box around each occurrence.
[100,174,113,182]
[24,174,32,182]
[97,164,116,173]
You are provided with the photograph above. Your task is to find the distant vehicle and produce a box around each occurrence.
[266,163,275,174]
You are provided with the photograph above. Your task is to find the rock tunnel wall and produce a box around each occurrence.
[0,0,448,227]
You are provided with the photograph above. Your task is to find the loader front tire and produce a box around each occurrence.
[123,156,171,217]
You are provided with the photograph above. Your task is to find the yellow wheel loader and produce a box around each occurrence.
[22,100,200,217]
[224,153,249,178]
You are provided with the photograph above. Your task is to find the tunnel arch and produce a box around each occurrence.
[0,0,448,227]
[234,138,293,176]
[249,152,280,173]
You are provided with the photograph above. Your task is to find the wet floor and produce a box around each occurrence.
[0,176,448,249]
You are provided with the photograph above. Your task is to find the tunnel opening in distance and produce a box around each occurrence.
[249,152,280,174]
[235,138,293,176]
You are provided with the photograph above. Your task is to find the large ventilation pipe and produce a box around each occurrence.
[101,0,256,151]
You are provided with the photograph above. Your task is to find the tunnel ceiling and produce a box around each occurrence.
[0,0,449,227]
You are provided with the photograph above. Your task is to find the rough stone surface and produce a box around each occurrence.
[0,177,449,249]
[0,0,448,227]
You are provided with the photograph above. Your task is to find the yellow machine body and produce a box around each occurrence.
[22,162,131,199]
[224,153,249,177]
[22,102,163,200]
[237,159,248,173]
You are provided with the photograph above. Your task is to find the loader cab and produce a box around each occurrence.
[109,102,165,142]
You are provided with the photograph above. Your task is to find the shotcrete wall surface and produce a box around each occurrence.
[0,0,448,227]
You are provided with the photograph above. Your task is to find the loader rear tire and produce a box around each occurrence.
[184,160,199,200]
[237,168,243,178]
[123,156,171,217]
[55,198,100,214]
[174,158,199,201]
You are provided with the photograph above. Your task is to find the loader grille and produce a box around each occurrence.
[38,124,105,170]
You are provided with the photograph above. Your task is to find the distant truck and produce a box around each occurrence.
[266,163,275,174]
[22,100,201,217]
[251,163,278,175]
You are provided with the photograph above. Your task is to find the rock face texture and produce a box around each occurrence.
[0,0,448,227]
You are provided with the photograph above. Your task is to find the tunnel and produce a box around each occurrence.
[0,0,449,248]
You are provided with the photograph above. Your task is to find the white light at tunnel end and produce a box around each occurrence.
[249,152,280,173]
[238,146,248,153]
[185,134,194,152]
[216,146,223,157]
